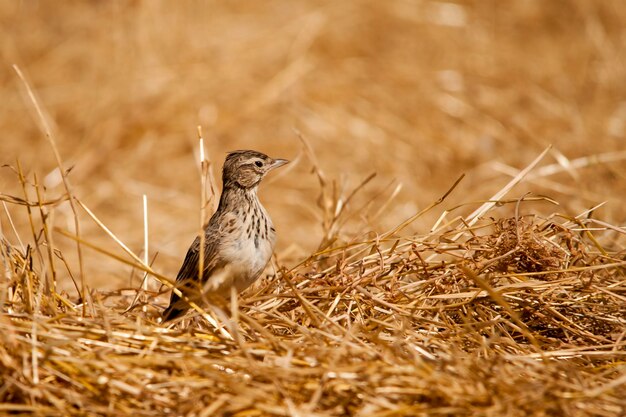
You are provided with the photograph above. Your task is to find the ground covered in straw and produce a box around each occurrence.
[2,1,626,415]
[1,172,625,415]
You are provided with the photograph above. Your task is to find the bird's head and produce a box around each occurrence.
[222,150,288,189]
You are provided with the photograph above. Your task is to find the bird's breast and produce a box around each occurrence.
[217,212,276,292]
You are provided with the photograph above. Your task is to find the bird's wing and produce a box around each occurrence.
[163,223,226,320]
[174,232,224,283]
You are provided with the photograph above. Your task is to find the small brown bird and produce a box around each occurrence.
[163,150,288,321]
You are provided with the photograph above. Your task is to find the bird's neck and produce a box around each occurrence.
[218,184,260,212]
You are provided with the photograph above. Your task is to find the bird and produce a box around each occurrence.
[162,150,288,321]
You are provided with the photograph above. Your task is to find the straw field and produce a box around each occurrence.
[1,1,625,416]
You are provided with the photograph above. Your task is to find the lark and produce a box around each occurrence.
[162,150,288,321]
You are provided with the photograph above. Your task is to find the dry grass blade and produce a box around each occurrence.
[464,146,551,228]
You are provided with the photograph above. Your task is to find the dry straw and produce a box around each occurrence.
[1,140,625,416]
[2,3,626,411]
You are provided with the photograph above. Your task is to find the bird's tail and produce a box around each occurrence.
[162,293,187,322]
[162,306,184,322]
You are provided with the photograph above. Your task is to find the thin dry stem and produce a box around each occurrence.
[13,65,86,313]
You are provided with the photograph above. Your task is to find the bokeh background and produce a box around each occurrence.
[1,1,625,293]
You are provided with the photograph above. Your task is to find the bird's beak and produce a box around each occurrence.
[269,158,289,170]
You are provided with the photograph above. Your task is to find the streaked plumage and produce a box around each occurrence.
[162,150,288,321]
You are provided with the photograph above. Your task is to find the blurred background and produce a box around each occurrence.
[1,1,625,293]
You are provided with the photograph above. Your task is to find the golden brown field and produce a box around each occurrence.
[1,1,625,416]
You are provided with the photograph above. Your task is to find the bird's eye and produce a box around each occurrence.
[254,160,263,168]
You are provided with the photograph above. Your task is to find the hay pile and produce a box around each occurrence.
[2,1,626,415]
[1,160,624,416]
